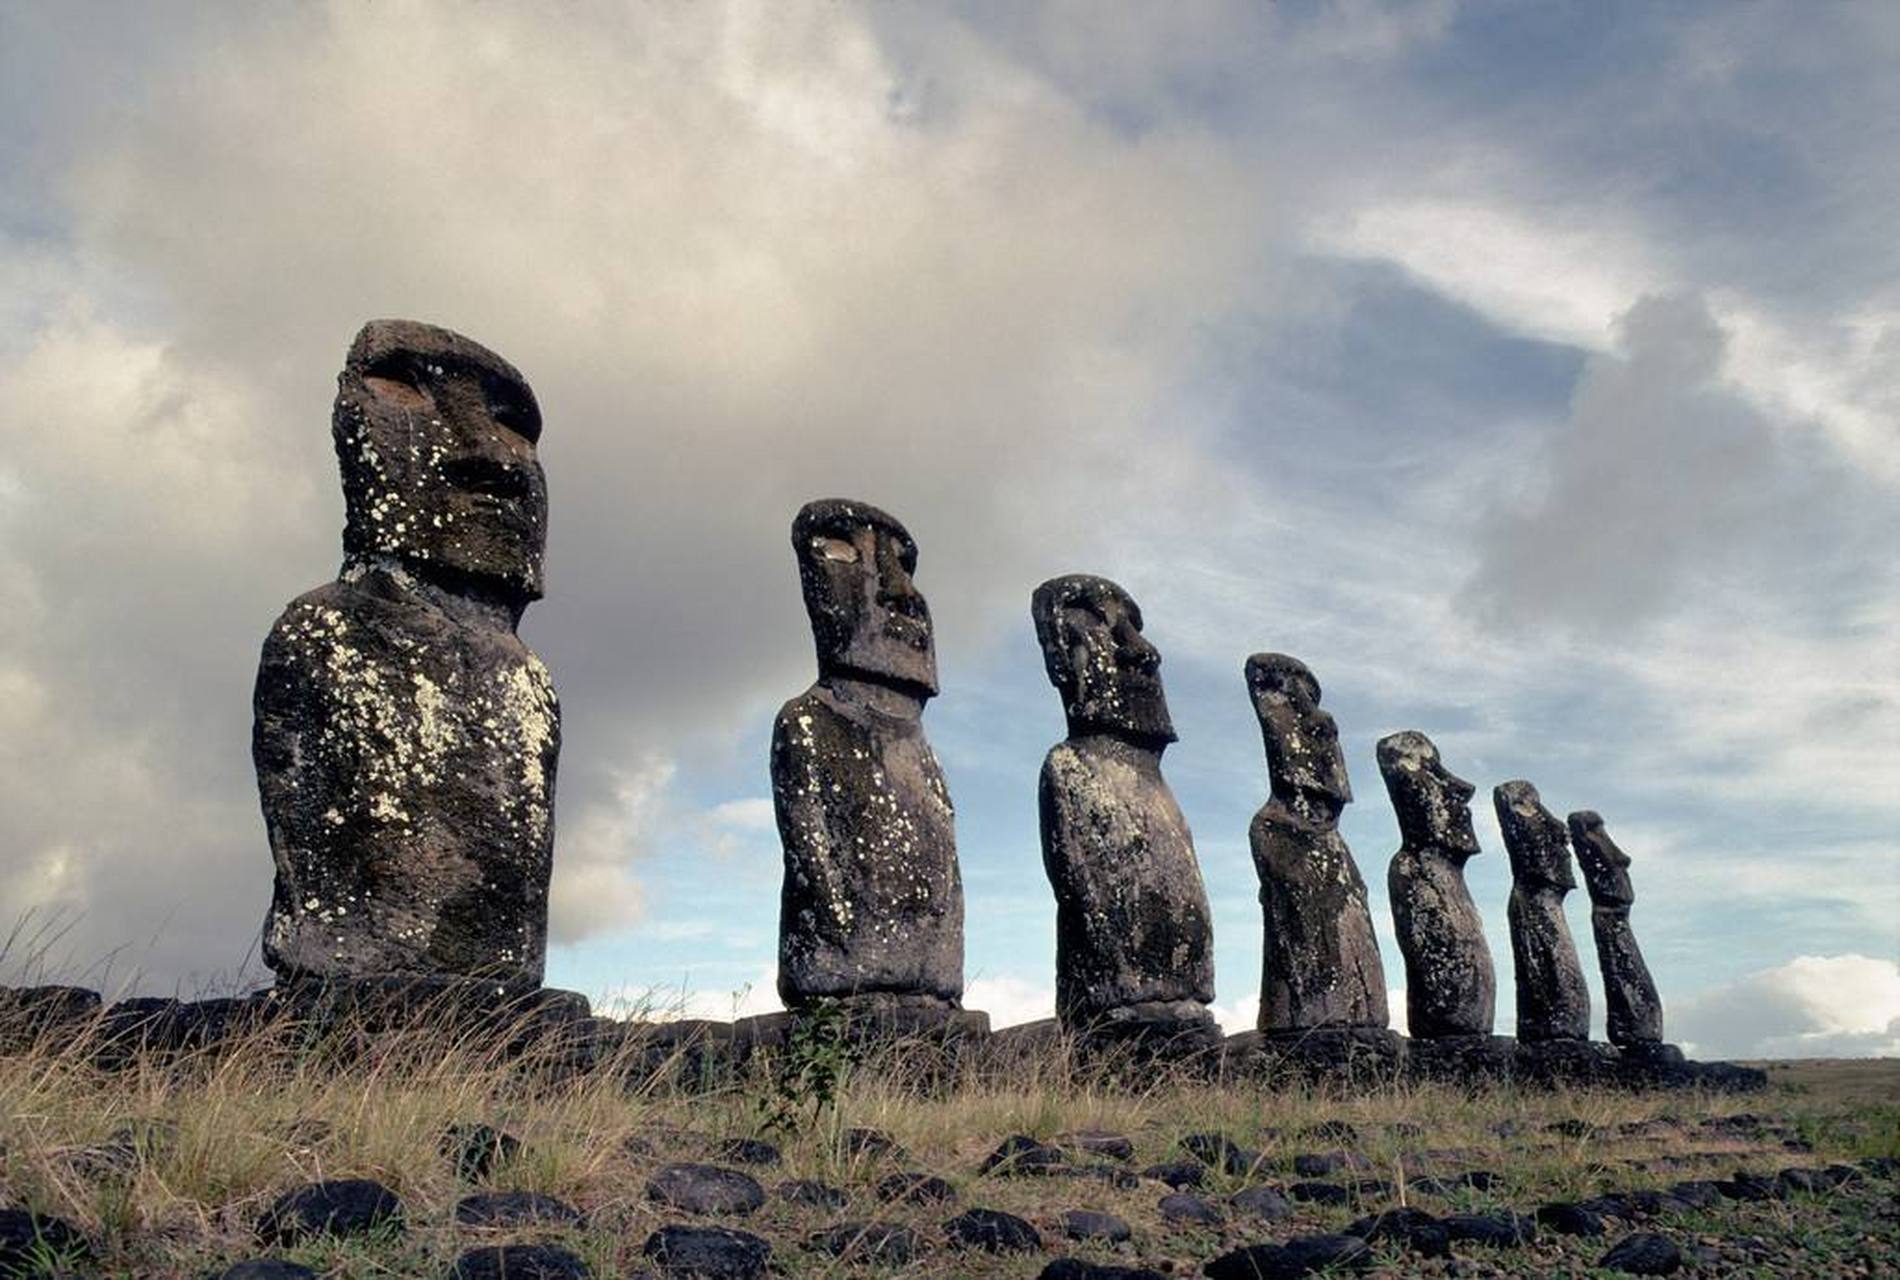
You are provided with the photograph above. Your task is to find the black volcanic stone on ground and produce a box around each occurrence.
[454,1191,584,1228]
[1380,732,1496,1037]
[1204,1233,1372,1279]
[1600,1232,1683,1275]
[1180,1133,1247,1170]
[1229,1186,1295,1221]
[945,1207,1042,1252]
[983,1134,1069,1175]
[776,1179,845,1209]
[0,1208,89,1274]
[1443,1212,1537,1247]
[0,985,101,1052]
[1041,1261,1168,1280]
[445,1124,522,1181]
[450,1244,589,1280]
[773,499,962,1011]
[1572,812,1665,1047]
[1159,1193,1223,1226]
[1061,1209,1132,1242]
[715,1138,781,1166]
[1300,1120,1358,1144]
[1716,1171,1777,1202]
[1246,655,1386,1034]
[646,1164,765,1216]
[258,1178,403,1243]
[843,1127,907,1161]
[1287,1181,1350,1205]
[255,320,558,985]
[1142,1160,1205,1189]
[216,1264,319,1280]
[877,1172,957,1205]
[1537,1201,1606,1236]
[1347,1206,1443,1249]
[642,1225,770,1278]
[1033,575,1217,1039]
[1056,1130,1135,1161]
[1495,781,1590,1042]
[812,1222,916,1265]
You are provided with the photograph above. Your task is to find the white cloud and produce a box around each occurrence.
[964,975,1054,1030]
[1672,955,1900,1060]
[549,756,673,943]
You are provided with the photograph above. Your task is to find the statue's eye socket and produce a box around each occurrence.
[484,373,542,443]
[361,356,429,408]
[816,536,859,564]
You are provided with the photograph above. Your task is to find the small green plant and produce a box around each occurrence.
[756,999,860,1139]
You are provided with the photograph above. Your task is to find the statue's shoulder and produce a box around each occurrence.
[260,581,358,665]
[772,685,846,754]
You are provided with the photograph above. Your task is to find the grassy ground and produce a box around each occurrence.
[0,1008,1895,1278]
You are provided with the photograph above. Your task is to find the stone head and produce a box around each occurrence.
[1493,779,1576,891]
[1377,730,1480,859]
[1245,652,1352,816]
[1568,810,1635,907]
[1031,574,1175,746]
[793,498,937,697]
[333,319,547,608]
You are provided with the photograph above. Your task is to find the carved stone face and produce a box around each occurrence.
[333,320,547,606]
[1568,810,1635,907]
[1494,779,1576,890]
[1377,730,1481,858]
[793,498,938,696]
[1031,574,1175,745]
[1246,652,1351,815]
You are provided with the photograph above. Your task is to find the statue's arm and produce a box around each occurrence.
[770,706,848,933]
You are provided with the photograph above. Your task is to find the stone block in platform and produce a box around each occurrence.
[0,985,103,1051]
[1515,1037,1620,1086]
[1405,1034,1518,1084]
[1225,1027,1404,1084]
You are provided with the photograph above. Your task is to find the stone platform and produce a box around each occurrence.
[0,982,1765,1092]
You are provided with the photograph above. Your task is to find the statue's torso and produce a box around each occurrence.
[254,569,559,982]
[1388,847,1494,1037]
[1039,737,1214,1018]
[1251,804,1387,1031]
[771,685,962,1004]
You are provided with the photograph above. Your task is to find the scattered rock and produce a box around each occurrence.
[1345,1207,1449,1256]
[215,1264,318,1280]
[1040,1260,1168,1280]
[811,1221,917,1266]
[1666,1180,1721,1209]
[1442,1212,1537,1248]
[1715,1172,1776,1202]
[257,1179,403,1244]
[1141,1160,1205,1189]
[642,1225,771,1279]
[1056,1131,1135,1162]
[0,1209,91,1275]
[1205,1233,1372,1279]
[843,1128,907,1162]
[1291,1151,1368,1177]
[1228,1185,1295,1222]
[454,1192,584,1228]
[1456,1168,1500,1190]
[450,1244,590,1280]
[1286,1181,1350,1205]
[1158,1193,1223,1227]
[1536,1201,1606,1236]
[1300,1120,1360,1146]
[646,1164,765,1216]
[1600,1232,1683,1275]
[876,1172,958,1206]
[1061,1209,1132,1242]
[776,1180,845,1210]
[445,1124,522,1182]
[1180,1133,1244,1170]
[983,1135,1069,1175]
[714,1138,781,1167]
[944,1208,1042,1252]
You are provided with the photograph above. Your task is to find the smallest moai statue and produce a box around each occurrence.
[1379,731,1495,1039]
[1569,811,1664,1048]
[1494,781,1590,1043]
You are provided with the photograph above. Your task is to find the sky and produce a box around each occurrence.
[1,0,1895,1062]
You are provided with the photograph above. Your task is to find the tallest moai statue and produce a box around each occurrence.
[254,321,560,986]
[771,499,964,1016]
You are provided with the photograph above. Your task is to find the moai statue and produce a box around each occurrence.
[1494,781,1590,1042]
[1569,811,1664,1048]
[1247,654,1388,1036]
[1379,731,1495,1038]
[771,499,964,1019]
[1032,575,1217,1048]
[254,320,559,988]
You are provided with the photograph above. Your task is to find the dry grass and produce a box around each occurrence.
[0,997,1895,1277]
